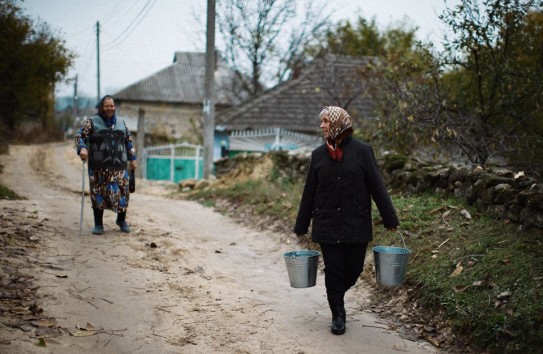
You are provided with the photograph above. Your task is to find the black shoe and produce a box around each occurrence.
[331,313,346,335]
[92,225,104,235]
[116,220,130,233]
[330,307,346,335]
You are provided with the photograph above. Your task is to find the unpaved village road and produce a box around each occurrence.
[0,142,438,354]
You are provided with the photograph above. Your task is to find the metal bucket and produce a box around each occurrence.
[284,250,320,288]
[373,231,411,287]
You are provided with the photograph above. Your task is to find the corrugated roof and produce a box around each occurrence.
[216,55,377,135]
[113,52,241,105]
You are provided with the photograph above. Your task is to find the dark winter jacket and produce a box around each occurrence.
[293,137,399,244]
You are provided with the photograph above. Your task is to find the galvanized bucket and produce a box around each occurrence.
[373,231,411,287]
[284,250,320,288]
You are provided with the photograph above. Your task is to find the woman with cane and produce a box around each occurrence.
[75,95,138,235]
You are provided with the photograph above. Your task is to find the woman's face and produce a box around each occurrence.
[320,113,331,139]
[101,98,116,119]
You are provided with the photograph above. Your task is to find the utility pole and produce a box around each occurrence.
[203,0,216,179]
[96,21,101,102]
[70,74,78,135]
[73,74,78,119]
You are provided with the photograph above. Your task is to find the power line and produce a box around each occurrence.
[103,0,157,50]
[100,0,126,26]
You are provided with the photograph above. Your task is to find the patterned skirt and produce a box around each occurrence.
[88,167,130,213]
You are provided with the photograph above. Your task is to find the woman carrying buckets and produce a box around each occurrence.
[294,106,399,335]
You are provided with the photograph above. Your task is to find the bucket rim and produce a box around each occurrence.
[372,245,412,254]
[284,250,321,257]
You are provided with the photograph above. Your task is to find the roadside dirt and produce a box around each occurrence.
[0,141,439,354]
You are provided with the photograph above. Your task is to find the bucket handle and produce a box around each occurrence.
[297,234,312,250]
[380,230,408,250]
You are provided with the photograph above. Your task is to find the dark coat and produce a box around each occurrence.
[293,137,399,244]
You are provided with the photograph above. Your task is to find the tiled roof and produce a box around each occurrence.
[113,52,241,106]
[216,55,377,135]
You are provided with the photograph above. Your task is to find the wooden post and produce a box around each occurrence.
[136,108,145,178]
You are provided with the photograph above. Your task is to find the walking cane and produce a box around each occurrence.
[79,161,86,236]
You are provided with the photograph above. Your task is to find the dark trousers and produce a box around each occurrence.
[320,242,369,311]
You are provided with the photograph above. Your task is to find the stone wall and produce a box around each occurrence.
[380,152,543,230]
[215,150,543,230]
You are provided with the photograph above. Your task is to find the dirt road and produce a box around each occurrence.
[0,142,437,354]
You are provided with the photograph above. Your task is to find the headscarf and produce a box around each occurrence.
[97,95,117,128]
[320,106,353,161]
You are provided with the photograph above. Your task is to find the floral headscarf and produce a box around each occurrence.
[320,106,353,161]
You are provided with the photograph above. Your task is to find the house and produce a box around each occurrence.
[113,51,247,182]
[216,54,377,154]
[113,51,244,145]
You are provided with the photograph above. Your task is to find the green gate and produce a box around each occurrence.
[143,143,203,183]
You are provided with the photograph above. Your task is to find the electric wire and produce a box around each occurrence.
[103,0,157,50]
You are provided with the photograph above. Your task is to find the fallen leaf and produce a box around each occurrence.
[392,344,409,352]
[423,334,440,347]
[429,205,447,215]
[81,322,95,331]
[36,338,46,347]
[35,327,61,337]
[472,281,483,286]
[31,319,56,328]
[449,265,464,277]
[69,330,98,337]
[497,291,512,299]
[423,325,436,333]
[454,285,469,293]
[460,209,472,220]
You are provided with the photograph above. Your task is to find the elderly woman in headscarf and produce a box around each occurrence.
[75,95,138,235]
[294,106,399,335]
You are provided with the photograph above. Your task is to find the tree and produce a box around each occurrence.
[319,1,543,171]
[307,16,436,155]
[309,16,417,58]
[437,0,543,168]
[216,0,330,97]
[0,0,74,131]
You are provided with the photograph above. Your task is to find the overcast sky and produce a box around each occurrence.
[20,0,458,100]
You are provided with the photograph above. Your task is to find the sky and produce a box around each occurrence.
[20,0,459,100]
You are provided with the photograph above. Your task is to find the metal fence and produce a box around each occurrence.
[229,128,322,152]
[142,143,203,183]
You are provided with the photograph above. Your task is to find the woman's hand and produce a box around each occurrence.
[79,148,88,162]
[129,159,138,171]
